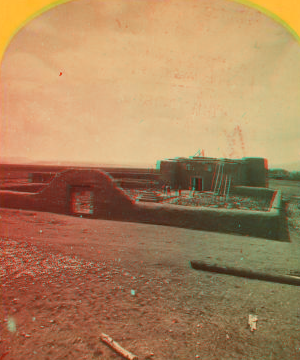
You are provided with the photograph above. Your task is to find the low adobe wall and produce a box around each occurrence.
[0,169,285,241]
[130,189,284,240]
[0,183,47,193]
[230,186,274,202]
[33,169,134,217]
[132,195,283,241]
[0,191,37,210]
[0,169,134,219]
[28,172,55,183]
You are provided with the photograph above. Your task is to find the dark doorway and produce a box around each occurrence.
[69,186,94,215]
[192,177,203,191]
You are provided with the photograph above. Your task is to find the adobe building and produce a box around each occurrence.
[159,157,268,192]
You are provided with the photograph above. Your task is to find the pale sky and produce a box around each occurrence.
[0,0,299,168]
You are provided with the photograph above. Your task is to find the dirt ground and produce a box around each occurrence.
[1,179,300,359]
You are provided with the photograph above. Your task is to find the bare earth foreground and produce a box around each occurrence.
[1,182,300,359]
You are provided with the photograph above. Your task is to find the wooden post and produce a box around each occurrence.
[190,260,300,286]
[100,333,138,360]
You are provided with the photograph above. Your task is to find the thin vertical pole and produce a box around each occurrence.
[217,163,224,194]
[226,176,231,201]
[224,175,228,199]
[213,163,221,194]
[211,163,218,191]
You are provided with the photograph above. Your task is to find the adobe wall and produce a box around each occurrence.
[115,179,162,190]
[0,191,36,210]
[243,157,268,187]
[0,183,47,193]
[179,163,215,191]
[160,160,217,191]
[34,169,134,217]
[0,169,285,241]
[160,157,268,190]
[230,186,274,202]
[0,169,134,218]
[29,172,55,183]
[132,196,284,241]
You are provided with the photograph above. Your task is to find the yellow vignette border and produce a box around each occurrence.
[0,0,73,61]
[233,0,300,42]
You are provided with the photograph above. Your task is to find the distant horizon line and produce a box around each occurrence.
[0,159,157,169]
[0,157,299,171]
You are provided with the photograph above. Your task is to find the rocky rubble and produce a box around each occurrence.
[168,194,270,211]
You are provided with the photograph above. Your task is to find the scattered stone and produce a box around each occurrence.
[248,314,258,332]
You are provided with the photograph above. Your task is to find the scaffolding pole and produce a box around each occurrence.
[213,163,221,195]
[226,176,231,201]
[217,163,224,195]
[224,175,228,199]
[211,163,218,191]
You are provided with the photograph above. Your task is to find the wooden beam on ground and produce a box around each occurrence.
[100,333,138,360]
[190,260,300,286]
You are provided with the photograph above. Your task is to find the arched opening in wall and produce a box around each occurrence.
[69,186,94,215]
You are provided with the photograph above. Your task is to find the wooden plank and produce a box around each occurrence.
[190,260,300,286]
[100,333,138,360]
